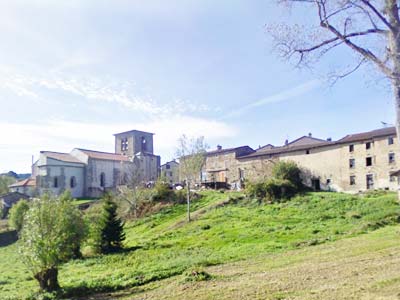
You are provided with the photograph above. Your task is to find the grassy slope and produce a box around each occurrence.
[0,191,399,299]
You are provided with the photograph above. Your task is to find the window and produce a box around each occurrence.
[141,136,147,152]
[389,153,395,164]
[366,174,374,189]
[366,157,372,166]
[100,172,106,187]
[349,158,355,169]
[326,179,331,185]
[70,176,76,188]
[390,175,397,182]
[121,138,128,151]
[350,176,356,185]
[366,142,371,150]
[166,164,171,169]
[54,177,58,188]
[169,171,173,177]
[349,144,354,152]
[388,137,394,145]
[306,150,310,155]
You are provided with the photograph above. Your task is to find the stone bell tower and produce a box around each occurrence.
[114,129,154,157]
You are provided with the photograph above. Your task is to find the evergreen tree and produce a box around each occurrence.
[100,193,125,253]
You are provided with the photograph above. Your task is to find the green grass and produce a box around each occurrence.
[0,191,399,299]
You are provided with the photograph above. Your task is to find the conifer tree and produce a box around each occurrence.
[100,193,125,253]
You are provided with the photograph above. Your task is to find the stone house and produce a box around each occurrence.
[203,127,400,193]
[160,160,180,185]
[8,178,37,197]
[25,129,160,198]
[200,145,255,189]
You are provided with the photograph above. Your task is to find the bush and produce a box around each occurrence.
[152,180,174,202]
[8,200,30,231]
[272,161,303,189]
[246,161,303,202]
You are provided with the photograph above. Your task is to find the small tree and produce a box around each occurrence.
[99,194,125,253]
[272,161,303,190]
[18,192,86,292]
[8,199,30,231]
[176,135,208,222]
[0,175,16,195]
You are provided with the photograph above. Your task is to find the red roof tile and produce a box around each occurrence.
[9,178,36,188]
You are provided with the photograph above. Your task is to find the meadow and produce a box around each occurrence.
[0,190,399,299]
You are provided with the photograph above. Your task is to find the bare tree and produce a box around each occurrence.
[268,0,400,196]
[116,157,142,219]
[176,135,208,222]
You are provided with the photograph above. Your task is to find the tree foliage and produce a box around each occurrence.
[8,199,30,231]
[99,193,125,253]
[18,192,86,292]
[0,175,16,195]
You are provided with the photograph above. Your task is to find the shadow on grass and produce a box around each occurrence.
[60,269,184,299]
[0,230,17,247]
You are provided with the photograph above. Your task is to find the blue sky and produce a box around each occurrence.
[0,0,393,173]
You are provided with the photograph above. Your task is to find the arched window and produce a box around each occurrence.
[100,172,106,187]
[70,176,76,188]
[54,177,58,188]
[141,136,147,152]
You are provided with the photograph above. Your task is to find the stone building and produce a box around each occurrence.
[202,127,400,193]
[8,178,37,197]
[200,145,255,189]
[26,129,160,198]
[160,160,180,185]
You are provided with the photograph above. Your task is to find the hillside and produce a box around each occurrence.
[0,191,399,299]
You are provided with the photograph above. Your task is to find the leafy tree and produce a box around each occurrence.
[18,192,86,292]
[0,175,16,195]
[176,135,208,222]
[8,199,30,231]
[268,0,400,197]
[99,193,125,253]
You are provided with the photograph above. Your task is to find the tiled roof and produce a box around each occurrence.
[41,151,84,164]
[113,129,154,136]
[338,127,396,143]
[76,149,129,161]
[207,146,254,157]
[9,178,36,188]
[286,136,327,147]
[241,127,396,159]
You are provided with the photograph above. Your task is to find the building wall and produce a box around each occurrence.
[136,154,160,182]
[37,158,85,198]
[161,161,179,184]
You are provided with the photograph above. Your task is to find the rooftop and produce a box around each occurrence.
[76,148,130,161]
[41,151,84,164]
[113,129,155,136]
[9,178,36,188]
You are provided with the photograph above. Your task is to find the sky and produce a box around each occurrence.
[0,0,394,173]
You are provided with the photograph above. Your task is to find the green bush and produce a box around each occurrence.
[8,200,30,231]
[264,178,297,202]
[152,180,174,202]
[272,161,303,189]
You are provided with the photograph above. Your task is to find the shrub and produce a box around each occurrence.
[152,180,174,202]
[8,199,30,231]
[272,161,303,190]
[264,178,297,202]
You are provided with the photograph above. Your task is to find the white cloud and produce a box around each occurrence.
[0,116,236,173]
[224,79,321,118]
[0,70,214,116]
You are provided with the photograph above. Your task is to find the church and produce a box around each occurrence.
[11,129,161,198]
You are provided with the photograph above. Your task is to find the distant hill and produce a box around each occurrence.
[0,171,31,180]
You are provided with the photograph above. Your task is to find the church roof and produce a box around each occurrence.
[76,149,130,161]
[113,129,155,136]
[41,151,84,164]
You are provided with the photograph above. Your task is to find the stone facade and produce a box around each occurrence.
[203,127,400,193]
[161,160,179,184]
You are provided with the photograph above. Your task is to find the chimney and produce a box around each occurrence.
[217,145,222,151]
[308,132,312,137]
[285,139,289,146]
[327,137,332,142]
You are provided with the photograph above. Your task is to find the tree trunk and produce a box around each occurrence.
[186,181,191,222]
[392,79,400,201]
[34,267,60,292]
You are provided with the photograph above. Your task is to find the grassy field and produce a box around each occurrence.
[0,190,399,299]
